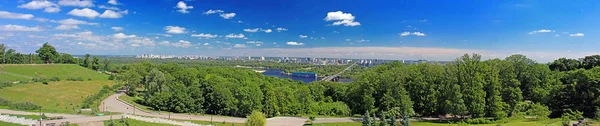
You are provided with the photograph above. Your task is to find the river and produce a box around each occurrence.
[261,69,352,83]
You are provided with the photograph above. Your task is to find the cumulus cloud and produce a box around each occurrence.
[246,41,263,44]
[34,18,49,22]
[67,8,100,18]
[234,44,247,48]
[55,25,79,30]
[99,10,124,18]
[220,13,236,19]
[172,40,192,48]
[164,26,186,34]
[262,29,272,33]
[176,1,193,14]
[203,43,209,46]
[299,35,308,38]
[108,0,118,5]
[58,0,94,7]
[276,27,287,32]
[191,33,218,38]
[0,11,34,20]
[324,11,360,26]
[286,41,304,46]
[570,33,584,37]
[0,24,43,32]
[528,29,554,34]
[18,0,60,13]
[56,18,97,25]
[244,28,259,32]
[111,27,123,31]
[99,5,120,10]
[399,32,426,37]
[203,9,224,15]
[225,33,245,39]
[113,33,136,39]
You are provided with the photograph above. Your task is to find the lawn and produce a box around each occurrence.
[1,64,108,81]
[188,120,243,126]
[0,80,115,113]
[104,118,176,126]
[118,94,153,112]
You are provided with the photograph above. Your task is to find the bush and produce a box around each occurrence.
[466,118,492,124]
[561,110,584,126]
[88,78,92,81]
[12,102,42,110]
[49,76,60,81]
[108,74,116,80]
[526,103,551,120]
[42,81,48,85]
[246,111,266,126]
[0,82,13,89]
[595,108,600,120]
[0,97,12,106]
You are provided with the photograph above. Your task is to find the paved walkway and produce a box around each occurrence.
[1,92,359,126]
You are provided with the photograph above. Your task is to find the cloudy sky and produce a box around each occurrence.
[0,0,599,62]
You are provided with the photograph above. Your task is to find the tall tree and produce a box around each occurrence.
[0,44,5,64]
[92,56,100,70]
[456,53,486,117]
[35,42,58,64]
[83,53,91,68]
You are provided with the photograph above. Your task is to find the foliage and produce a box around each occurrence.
[35,42,59,64]
[526,103,551,120]
[362,110,375,126]
[81,84,121,108]
[561,110,584,126]
[465,118,493,124]
[245,111,266,126]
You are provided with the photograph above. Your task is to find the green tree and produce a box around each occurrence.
[35,42,58,64]
[245,111,266,126]
[92,56,100,70]
[83,53,91,68]
[456,53,486,117]
[444,84,467,119]
[379,111,388,126]
[0,44,5,64]
[362,110,375,126]
[527,103,550,120]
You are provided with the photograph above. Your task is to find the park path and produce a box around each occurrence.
[1,92,359,126]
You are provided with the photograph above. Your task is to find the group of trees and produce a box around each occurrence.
[78,53,111,71]
[0,43,76,64]
[116,53,600,121]
[117,61,350,117]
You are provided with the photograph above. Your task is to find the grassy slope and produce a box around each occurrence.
[1,64,108,81]
[0,80,114,113]
[104,118,176,126]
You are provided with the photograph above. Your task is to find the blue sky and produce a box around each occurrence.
[0,0,599,62]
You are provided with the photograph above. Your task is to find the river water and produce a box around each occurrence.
[261,69,352,83]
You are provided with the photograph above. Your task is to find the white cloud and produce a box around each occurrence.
[299,35,308,38]
[203,9,224,15]
[287,41,304,46]
[67,8,100,18]
[244,28,259,32]
[419,19,428,22]
[203,43,209,46]
[172,40,192,48]
[262,29,272,33]
[34,18,49,22]
[55,18,98,25]
[18,0,60,13]
[220,13,236,19]
[113,33,136,39]
[399,32,426,37]
[191,33,218,38]
[246,41,263,44]
[176,1,193,14]
[164,26,186,34]
[108,0,118,5]
[99,10,123,18]
[130,44,140,47]
[332,19,361,26]
[237,20,244,23]
[276,27,287,32]
[58,0,94,7]
[158,41,170,46]
[99,5,120,10]
[0,11,34,20]
[111,27,123,31]
[356,39,370,42]
[0,25,43,32]
[225,33,245,39]
[528,29,554,34]
[324,11,360,26]
[570,33,584,37]
[55,24,79,30]
[234,44,247,48]
[44,7,61,13]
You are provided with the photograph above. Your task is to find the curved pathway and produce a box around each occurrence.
[1,92,359,126]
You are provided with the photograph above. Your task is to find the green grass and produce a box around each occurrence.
[118,94,154,112]
[0,80,115,113]
[0,121,23,126]
[0,113,42,126]
[1,64,108,81]
[104,118,176,126]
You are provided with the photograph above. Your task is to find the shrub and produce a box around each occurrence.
[42,81,48,85]
[0,97,12,106]
[77,77,84,81]
[49,76,60,81]
[561,110,584,126]
[595,108,600,120]
[12,102,42,110]
[108,74,116,80]
[0,82,13,89]
[88,78,92,81]
[246,111,266,126]
[526,103,551,120]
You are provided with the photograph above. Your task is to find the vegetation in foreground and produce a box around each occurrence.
[104,117,175,126]
[0,80,114,113]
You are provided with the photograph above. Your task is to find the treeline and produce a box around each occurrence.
[0,43,76,64]
[345,53,600,120]
[118,62,350,117]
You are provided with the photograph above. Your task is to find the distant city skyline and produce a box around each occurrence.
[1,0,600,62]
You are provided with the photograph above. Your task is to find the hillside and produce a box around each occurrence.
[0,64,108,82]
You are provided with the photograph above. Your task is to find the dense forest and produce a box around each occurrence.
[118,53,600,123]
